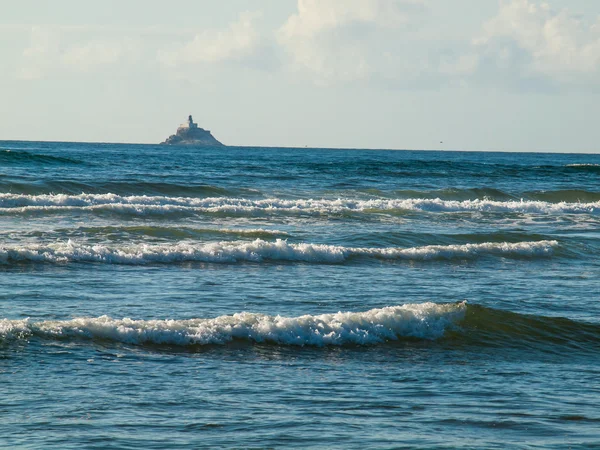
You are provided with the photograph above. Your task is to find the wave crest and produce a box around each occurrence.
[0,302,466,346]
[3,302,598,351]
[0,194,598,216]
[0,239,558,265]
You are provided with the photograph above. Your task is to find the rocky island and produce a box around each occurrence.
[161,115,224,146]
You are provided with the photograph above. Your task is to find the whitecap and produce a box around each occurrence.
[0,239,558,265]
[0,302,467,346]
[0,193,597,216]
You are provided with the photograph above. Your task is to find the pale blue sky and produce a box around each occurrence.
[1,0,599,152]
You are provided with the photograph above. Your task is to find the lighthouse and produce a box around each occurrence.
[161,114,224,146]
[178,115,199,132]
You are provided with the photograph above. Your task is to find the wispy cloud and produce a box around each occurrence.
[17,26,143,79]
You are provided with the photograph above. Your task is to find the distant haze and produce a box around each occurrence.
[1,0,599,152]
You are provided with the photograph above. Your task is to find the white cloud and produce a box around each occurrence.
[275,0,600,89]
[157,12,274,68]
[277,0,427,84]
[473,0,600,86]
[281,0,422,38]
[14,1,600,91]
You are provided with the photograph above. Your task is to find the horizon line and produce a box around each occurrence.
[0,138,597,155]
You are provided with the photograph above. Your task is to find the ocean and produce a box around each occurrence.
[1,141,599,449]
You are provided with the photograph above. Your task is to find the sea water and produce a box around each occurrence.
[1,142,599,449]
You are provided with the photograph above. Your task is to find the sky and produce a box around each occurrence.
[1,0,599,152]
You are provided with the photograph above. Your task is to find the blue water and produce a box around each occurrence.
[1,141,600,449]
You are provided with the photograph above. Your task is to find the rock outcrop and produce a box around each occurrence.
[161,115,224,146]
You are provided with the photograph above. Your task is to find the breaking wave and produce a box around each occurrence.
[0,239,558,265]
[0,193,598,217]
[0,302,466,346]
[2,303,598,351]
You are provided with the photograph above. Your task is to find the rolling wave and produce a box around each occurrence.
[0,181,258,197]
[8,226,290,242]
[344,187,518,201]
[0,193,598,217]
[0,239,558,265]
[455,304,600,351]
[2,183,598,203]
[565,163,600,173]
[2,302,598,351]
[0,302,466,346]
[0,149,83,165]
[67,226,290,240]
[526,189,600,203]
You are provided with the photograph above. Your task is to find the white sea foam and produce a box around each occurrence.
[0,302,467,346]
[0,193,598,216]
[0,239,558,265]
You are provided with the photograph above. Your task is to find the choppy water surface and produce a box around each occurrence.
[1,141,600,449]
